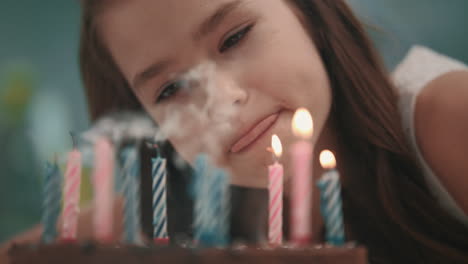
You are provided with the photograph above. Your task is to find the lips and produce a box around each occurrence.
[230,112,280,153]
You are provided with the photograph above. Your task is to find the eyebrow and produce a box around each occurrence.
[194,0,244,40]
[133,60,171,90]
[132,0,243,90]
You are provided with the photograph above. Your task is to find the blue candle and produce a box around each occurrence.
[118,145,142,245]
[192,154,230,247]
[41,159,62,243]
[317,150,345,246]
[151,156,168,240]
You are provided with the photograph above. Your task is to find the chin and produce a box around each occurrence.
[227,113,295,188]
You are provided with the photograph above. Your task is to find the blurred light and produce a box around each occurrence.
[28,90,72,161]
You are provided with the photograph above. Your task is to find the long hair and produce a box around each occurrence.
[79,0,468,262]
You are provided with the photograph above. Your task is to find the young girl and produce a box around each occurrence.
[2,0,468,263]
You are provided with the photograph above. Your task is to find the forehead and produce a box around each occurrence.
[97,0,248,82]
[99,0,219,34]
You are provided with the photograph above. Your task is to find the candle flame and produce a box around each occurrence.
[292,108,313,139]
[271,134,283,158]
[319,150,336,169]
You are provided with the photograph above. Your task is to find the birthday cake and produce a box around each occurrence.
[7,114,368,263]
[8,243,367,264]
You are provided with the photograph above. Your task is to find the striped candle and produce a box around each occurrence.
[61,149,82,242]
[317,150,345,246]
[118,145,143,245]
[268,135,284,245]
[41,159,62,243]
[193,154,230,247]
[151,157,168,241]
[92,138,115,243]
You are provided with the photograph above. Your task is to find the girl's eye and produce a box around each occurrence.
[156,80,185,103]
[219,24,253,53]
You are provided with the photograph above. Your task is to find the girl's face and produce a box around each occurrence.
[99,0,332,187]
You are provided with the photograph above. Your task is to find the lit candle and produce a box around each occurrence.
[193,154,230,247]
[268,135,284,246]
[61,148,82,242]
[317,150,345,246]
[118,145,143,245]
[290,108,313,245]
[151,152,168,243]
[92,138,115,243]
[41,158,62,243]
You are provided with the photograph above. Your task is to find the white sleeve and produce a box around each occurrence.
[392,45,467,96]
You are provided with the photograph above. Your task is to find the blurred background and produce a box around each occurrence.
[0,0,467,243]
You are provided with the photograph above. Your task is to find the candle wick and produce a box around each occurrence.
[145,141,152,149]
[266,147,279,163]
[274,154,279,164]
[155,144,161,158]
[69,131,77,149]
[146,139,162,158]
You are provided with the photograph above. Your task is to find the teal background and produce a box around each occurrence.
[1,0,467,243]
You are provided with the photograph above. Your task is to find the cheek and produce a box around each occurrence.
[291,64,333,144]
[274,40,332,130]
[297,63,332,111]
[236,21,331,108]
[245,47,332,121]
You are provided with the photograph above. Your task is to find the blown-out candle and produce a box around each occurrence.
[193,154,230,247]
[41,158,62,243]
[119,145,142,245]
[317,150,345,246]
[61,149,82,242]
[290,108,313,245]
[151,155,168,242]
[92,138,115,243]
[268,135,284,246]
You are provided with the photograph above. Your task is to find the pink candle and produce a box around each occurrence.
[93,138,115,243]
[290,108,314,245]
[268,135,284,245]
[61,149,82,242]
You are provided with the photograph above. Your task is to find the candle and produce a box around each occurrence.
[92,138,115,243]
[151,154,168,242]
[268,135,284,245]
[193,154,230,247]
[317,150,345,246]
[290,108,314,245]
[119,145,143,245]
[61,149,82,242]
[41,158,62,243]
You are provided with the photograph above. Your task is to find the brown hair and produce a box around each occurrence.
[79,0,468,262]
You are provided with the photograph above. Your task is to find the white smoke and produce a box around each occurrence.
[79,61,240,166]
[155,61,240,162]
[80,111,158,145]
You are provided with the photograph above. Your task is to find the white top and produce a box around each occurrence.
[392,45,468,226]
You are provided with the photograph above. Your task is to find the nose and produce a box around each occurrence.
[219,69,248,106]
[206,70,248,121]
